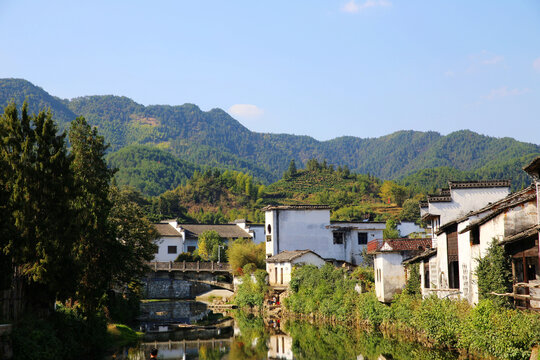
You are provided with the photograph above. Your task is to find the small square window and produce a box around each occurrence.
[470,228,480,245]
[358,232,368,245]
[333,232,344,244]
[266,235,272,242]
[187,246,196,253]
[168,246,177,254]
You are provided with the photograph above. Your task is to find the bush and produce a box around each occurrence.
[234,271,268,308]
[12,307,109,360]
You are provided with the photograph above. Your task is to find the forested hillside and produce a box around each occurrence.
[1,78,538,188]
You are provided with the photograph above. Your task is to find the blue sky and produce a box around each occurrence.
[1,1,539,144]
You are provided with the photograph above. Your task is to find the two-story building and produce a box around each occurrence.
[262,205,386,265]
[153,219,264,262]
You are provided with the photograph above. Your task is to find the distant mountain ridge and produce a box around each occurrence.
[1,78,539,188]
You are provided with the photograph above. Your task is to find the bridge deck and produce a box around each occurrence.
[149,261,231,273]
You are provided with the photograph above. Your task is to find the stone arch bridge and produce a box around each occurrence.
[143,262,234,299]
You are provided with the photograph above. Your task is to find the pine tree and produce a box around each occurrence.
[0,102,75,315]
[69,116,116,313]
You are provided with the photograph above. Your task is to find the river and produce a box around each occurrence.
[110,300,462,360]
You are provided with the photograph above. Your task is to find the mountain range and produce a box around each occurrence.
[1,78,538,194]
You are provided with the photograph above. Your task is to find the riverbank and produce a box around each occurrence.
[233,263,540,360]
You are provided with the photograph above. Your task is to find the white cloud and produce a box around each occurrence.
[533,57,540,72]
[341,0,391,13]
[481,86,530,100]
[482,55,504,65]
[228,104,264,119]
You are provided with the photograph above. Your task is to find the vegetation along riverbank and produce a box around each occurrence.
[234,263,540,360]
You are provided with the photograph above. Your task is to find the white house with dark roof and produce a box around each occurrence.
[262,205,385,265]
[153,220,260,261]
[419,180,511,298]
[265,250,326,287]
[368,238,432,302]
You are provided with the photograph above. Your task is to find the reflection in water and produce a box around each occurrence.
[116,310,463,360]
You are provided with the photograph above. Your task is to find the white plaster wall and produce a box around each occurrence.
[335,222,384,264]
[153,236,182,262]
[436,232,449,290]
[398,222,424,237]
[267,335,293,360]
[247,225,265,244]
[265,211,278,257]
[380,253,406,302]
[374,256,384,301]
[457,221,473,303]
[183,238,198,253]
[265,209,339,260]
[267,253,326,286]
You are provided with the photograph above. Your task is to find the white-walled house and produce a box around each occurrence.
[153,223,185,262]
[265,250,326,287]
[415,175,540,309]
[263,205,385,265]
[368,238,432,302]
[152,220,256,261]
[419,180,511,298]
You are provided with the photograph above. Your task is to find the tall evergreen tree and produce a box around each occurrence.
[69,117,116,313]
[0,102,75,315]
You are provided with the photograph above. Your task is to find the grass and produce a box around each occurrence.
[107,324,143,347]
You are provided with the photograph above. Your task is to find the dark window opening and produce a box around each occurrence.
[358,232,368,245]
[471,227,480,245]
[187,246,196,253]
[267,224,272,234]
[424,262,430,289]
[168,245,177,254]
[333,232,344,244]
[448,260,460,289]
[266,235,272,242]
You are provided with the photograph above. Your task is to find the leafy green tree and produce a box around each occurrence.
[197,230,225,261]
[404,263,421,296]
[107,186,159,285]
[226,238,265,275]
[0,102,75,313]
[475,238,513,306]
[399,198,421,223]
[383,219,399,239]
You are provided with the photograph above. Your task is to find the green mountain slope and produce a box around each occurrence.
[107,145,199,196]
[1,78,538,188]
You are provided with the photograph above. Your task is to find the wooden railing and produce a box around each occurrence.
[148,261,231,273]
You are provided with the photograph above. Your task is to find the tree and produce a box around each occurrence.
[475,238,512,306]
[197,230,225,261]
[107,186,159,285]
[379,180,408,207]
[69,116,116,313]
[0,102,76,314]
[226,238,265,275]
[283,159,297,179]
[383,219,399,239]
[399,198,421,223]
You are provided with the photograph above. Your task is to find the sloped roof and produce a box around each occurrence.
[523,156,540,178]
[265,250,324,263]
[458,186,536,234]
[261,204,331,211]
[448,180,511,189]
[403,248,437,264]
[500,225,540,246]
[367,238,432,254]
[154,223,181,237]
[179,224,251,239]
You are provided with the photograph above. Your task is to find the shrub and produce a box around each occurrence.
[475,238,513,306]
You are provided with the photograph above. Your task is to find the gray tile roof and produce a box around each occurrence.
[261,204,331,211]
[265,250,324,263]
[179,224,251,239]
[154,223,182,237]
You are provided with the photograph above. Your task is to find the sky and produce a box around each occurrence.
[0,1,539,144]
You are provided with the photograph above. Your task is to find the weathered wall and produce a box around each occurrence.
[374,253,405,302]
[267,335,293,360]
[142,273,213,299]
[153,236,183,262]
